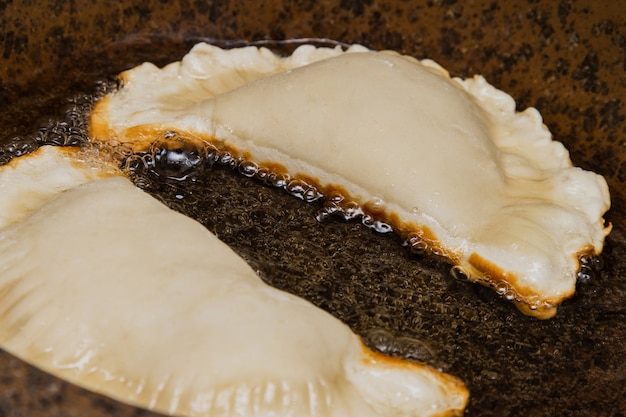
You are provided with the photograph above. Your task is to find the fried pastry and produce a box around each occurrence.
[0,145,468,417]
[91,43,611,318]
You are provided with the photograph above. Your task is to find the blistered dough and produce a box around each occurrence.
[0,146,468,417]
[91,43,611,318]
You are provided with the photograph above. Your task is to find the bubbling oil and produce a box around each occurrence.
[124,130,607,317]
[121,129,401,236]
[577,253,604,283]
[0,79,117,164]
[362,328,436,363]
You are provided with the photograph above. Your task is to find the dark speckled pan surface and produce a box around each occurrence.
[1,1,625,416]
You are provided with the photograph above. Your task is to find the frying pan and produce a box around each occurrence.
[1,0,625,415]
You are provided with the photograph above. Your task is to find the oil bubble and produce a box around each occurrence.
[316,206,339,222]
[256,170,289,188]
[153,145,204,180]
[286,179,323,202]
[205,147,219,165]
[526,297,542,311]
[362,328,396,354]
[430,246,445,257]
[405,234,428,255]
[495,283,509,296]
[217,152,236,167]
[325,192,345,205]
[579,253,605,280]
[340,201,363,221]
[238,160,259,177]
[361,215,393,233]
[394,336,435,362]
[576,266,595,283]
[362,329,435,363]
[592,255,605,271]
[316,193,366,223]
[450,266,468,281]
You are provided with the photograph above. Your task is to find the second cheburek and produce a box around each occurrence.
[0,146,468,417]
[91,43,611,319]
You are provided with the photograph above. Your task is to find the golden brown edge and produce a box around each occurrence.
[358,339,469,416]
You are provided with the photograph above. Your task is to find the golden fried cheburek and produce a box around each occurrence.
[91,43,611,319]
[0,145,468,417]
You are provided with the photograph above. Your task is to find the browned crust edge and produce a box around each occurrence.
[358,339,469,417]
